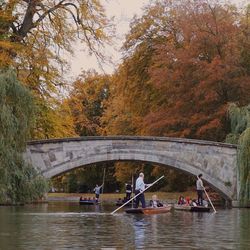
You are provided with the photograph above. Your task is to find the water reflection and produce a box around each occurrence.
[0,204,250,249]
[131,215,147,248]
[240,209,250,249]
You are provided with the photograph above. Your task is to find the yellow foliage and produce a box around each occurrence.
[68,70,110,136]
[0,0,113,139]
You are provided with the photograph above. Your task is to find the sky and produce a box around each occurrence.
[69,0,247,78]
[69,0,148,77]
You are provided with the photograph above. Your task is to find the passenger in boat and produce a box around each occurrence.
[135,172,151,208]
[117,198,122,204]
[125,183,133,200]
[149,195,164,208]
[185,197,191,205]
[93,184,103,202]
[191,199,198,206]
[203,199,208,207]
[79,196,83,201]
[122,196,128,203]
[178,195,186,205]
[196,174,204,206]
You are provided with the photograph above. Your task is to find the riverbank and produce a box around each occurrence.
[47,191,222,205]
[0,191,223,206]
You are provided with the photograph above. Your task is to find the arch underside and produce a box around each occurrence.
[42,151,235,200]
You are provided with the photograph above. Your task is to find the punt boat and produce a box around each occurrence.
[174,204,211,212]
[79,200,99,205]
[125,205,172,215]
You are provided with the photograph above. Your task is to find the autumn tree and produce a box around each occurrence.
[31,98,76,139]
[120,0,250,141]
[51,71,117,192]
[239,4,250,75]
[0,0,112,138]
[0,1,113,198]
[101,36,160,136]
[68,70,110,136]
[101,0,250,191]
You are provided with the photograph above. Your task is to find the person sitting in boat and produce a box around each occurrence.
[122,196,128,203]
[125,183,133,200]
[178,195,186,205]
[185,197,191,205]
[190,199,198,206]
[117,198,122,204]
[149,195,164,208]
[79,196,83,201]
[203,199,208,207]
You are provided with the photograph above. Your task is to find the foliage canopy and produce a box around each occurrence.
[0,69,48,204]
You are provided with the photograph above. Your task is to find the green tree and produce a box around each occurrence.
[226,104,250,206]
[0,69,48,204]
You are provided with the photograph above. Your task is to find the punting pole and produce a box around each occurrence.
[204,187,217,213]
[197,176,217,213]
[111,175,165,215]
[131,173,134,208]
[102,167,106,194]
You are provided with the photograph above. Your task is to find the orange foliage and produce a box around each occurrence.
[141,1,250,141]
[68,70,110,136]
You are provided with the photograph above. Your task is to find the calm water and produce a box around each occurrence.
[0,202,249,250]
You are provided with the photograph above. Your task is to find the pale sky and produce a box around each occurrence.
[69,0,247,78]
[69,0,148,77]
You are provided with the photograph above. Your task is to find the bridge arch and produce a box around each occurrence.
[25,136,238,201]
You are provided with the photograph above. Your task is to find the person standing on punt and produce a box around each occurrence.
[94,184,103,202]
[196,174,204,206]
[135,172,151,208]
[125,182,133,200]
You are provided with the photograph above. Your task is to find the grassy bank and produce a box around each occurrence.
[48,191,197,203]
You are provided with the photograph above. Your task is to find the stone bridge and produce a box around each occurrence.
[25,136,238,203]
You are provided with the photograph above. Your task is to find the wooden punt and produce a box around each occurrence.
[174,204,192,211]
[190,206,210,212]
[79,200,99,205]
[174,204,210,212]
[125,205,172,215]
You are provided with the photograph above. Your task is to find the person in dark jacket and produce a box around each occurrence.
[125,183,133,200]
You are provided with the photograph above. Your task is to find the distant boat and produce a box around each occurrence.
[79,200,99,205]
[174,204,211,212]
[125,205,172,215]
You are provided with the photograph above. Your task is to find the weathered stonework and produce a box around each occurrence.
[25,136,238,202]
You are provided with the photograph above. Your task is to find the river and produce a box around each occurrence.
[0,202,249,249]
